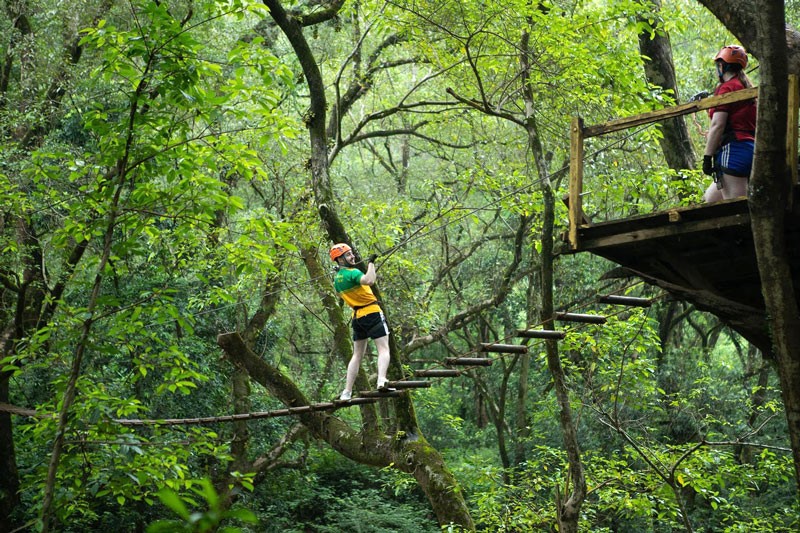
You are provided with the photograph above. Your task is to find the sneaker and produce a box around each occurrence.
[339,390,352,400]
[377,378,394,391]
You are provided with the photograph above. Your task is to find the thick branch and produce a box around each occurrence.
[293,0,345,27]
[446,87,525,127]
[697,1,800,74]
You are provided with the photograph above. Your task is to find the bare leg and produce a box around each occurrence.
[374,335,390,386]
[703,181,723,203]
[720,174,748,199]
[704,174,748,203]
[343,339,368,395]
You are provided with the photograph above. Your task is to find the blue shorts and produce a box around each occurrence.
[352,311,389,341]
[716,140,754,178]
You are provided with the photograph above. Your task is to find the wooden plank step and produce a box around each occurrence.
[287,406,314,414]
[310,402,338,411]
[554,312,607,324]
[598,295,652,307]
[359,390,404,398]
[445,357,493,366]
[386,380,431,389]
[414,369,462,378]
[333,397,379,406]
[479,343,528,354]
[517,329,566,339]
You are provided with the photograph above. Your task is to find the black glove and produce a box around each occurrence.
[702,155,714,176]
[367,253,378,264]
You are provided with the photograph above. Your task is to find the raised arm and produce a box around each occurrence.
[360,260,377,286]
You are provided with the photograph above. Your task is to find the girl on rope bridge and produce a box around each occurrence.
[329,243,391,400]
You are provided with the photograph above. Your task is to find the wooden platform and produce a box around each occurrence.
[561,197,800,352]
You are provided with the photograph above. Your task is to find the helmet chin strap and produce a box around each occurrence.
[717,62,738,83]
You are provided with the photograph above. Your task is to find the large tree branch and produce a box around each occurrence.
[217,331,392,463]
[216,328,474,530]
[292,0,345,27]
[697,0,800,74]
[446,87,526,127]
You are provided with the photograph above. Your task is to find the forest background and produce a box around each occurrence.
[1,0,799,531]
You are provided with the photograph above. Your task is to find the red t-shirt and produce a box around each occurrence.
[709,77,757,142]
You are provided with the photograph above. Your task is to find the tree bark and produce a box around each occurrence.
[744,0,800,488]
[521,27,586,531]
[637,0,695,171]
[700,0,800,490]
[697,0,800,75]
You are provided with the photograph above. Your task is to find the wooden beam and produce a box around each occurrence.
[479,343,528,354]
[445,357,493,366]
[332,397,380,407]
[583,88,758,138]
[569,116,585,250]
[359,390,404,398]
[554,312,607,324]
[577,213,751,250]
[517,329,567,339]
[414,369,462,377]
[386,380,431,389]
[598,295,652,307]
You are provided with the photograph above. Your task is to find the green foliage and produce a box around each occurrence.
[147,478,257,533]
[251,449,439,532]
[2,0,797,531]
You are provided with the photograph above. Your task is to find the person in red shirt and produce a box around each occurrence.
[330,243,391,400]
[702,45,757,203]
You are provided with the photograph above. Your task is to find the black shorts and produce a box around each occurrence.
[352,311,389,341]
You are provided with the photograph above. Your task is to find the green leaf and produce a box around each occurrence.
[157,488,190,520]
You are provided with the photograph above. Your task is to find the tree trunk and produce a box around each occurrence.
[520,25,586,530]
[637,0,695,171]
[745,0,800,488]
[515,254,541,466]
[0,379,18,533]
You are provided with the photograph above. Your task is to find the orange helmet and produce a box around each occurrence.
[329,243,351,261]
[714,45,748,68]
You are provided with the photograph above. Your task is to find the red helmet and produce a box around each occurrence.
[714,45,748,68]
[329,243,351,261]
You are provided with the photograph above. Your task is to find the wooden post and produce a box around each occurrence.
[568,116,585,250]
[788,74,799,187]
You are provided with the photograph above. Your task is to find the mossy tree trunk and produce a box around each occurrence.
[700,0,800,490]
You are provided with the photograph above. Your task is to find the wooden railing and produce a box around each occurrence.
[567,75,800,250]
